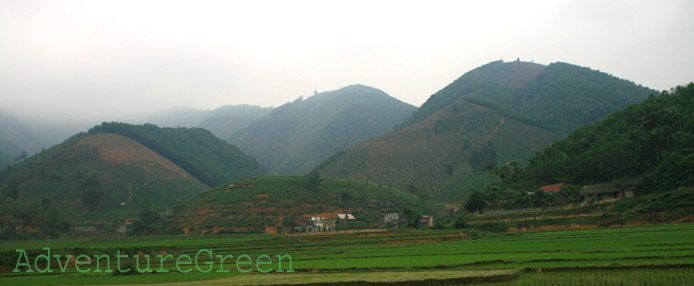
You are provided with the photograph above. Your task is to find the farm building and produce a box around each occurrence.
[539,183,565,193]
[336,213,355,220]
[580,183,634,201]
[383,213,400,228]
[299,216,336,233]
[420,215,434,228]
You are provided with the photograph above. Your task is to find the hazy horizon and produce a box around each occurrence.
[1,0,693,125]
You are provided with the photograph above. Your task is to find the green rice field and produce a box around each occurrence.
[1,223,693,285]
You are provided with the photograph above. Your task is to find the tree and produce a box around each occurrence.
[454,216,467,229]
[464,191,487,213]
[402,207,422,229]
[468,143,497,170]
[304,171,325,192]
[2,176,19,199]
[135,198,158,235]
[81,174,102,211]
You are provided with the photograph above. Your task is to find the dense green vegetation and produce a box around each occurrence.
[1,224,693,285]
[89,122,265,187]
[474,83,693,207]
[398,60,654,134]
[0,194,71,240]
[229,84,416,174]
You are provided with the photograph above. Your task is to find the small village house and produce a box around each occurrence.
[580,183,634,201]
[419,215,434,228]
[539,183,565,193]
[383,213,399,228]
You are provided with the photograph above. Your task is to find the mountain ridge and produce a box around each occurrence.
[229,84,417,174]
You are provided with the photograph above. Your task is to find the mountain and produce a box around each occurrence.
[463,83,694,214]
[175,175,428,234]
[399,60,654,134]
[318,61,655,200]
[199,105,272,139]
[0,111,87,168]
[229,85,417,174]
[517,83,694,191]
[146,105,271,139]
[0,122,264,222]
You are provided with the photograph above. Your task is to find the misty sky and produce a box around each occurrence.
[1,0,693,124]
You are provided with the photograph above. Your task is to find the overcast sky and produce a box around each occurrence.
[1,0,692,124]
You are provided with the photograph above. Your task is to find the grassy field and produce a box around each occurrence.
[1,223,693,285]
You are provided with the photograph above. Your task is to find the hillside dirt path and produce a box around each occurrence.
[488,116,504,140]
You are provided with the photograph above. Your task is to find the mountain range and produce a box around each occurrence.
[0,59,662,231]
[317,61,655,200]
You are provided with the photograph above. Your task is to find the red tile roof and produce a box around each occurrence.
[539,183,565,193]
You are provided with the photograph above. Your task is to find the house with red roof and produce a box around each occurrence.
[539,183,565,193]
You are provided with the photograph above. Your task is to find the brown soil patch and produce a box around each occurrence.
[254,193,269,198]
[385,236,469,245]
[265,226,278,234]
[522,224,599,232]
[0,265,11,274]
[232,226,254,232]
[75,133,204,185]
[675,216,694,223]
[195,209,213,215]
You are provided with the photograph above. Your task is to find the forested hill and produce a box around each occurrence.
[88,122,265,187]
[503,83,694,192]
[229,84,417,174]
[398,60,655,134]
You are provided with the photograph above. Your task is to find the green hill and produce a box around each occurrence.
[175,175,430,234]
[0,132,207,227]
[229,85,417,174]
[501,83,694,192]
[319,61,654,200]
[459,83,693,218]
[0,123,265,234]
[87,122,265,187]
[399,61,654,134]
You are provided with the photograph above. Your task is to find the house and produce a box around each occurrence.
[383,213,399,228]
[580,183,634,201]
[419,215,434,228]
[160,209,175,218]
[302,216,336,232]
[116,224,131,234]
[445,204,460,218]
[539,183,565,193]
[336,213,355,220]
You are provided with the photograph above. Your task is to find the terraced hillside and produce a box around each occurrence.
[176,175,429,234]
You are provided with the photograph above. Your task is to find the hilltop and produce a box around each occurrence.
[175,175,430,234]
[229,85,417,174]
[399,60,654,134]
[318,61,655,200]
